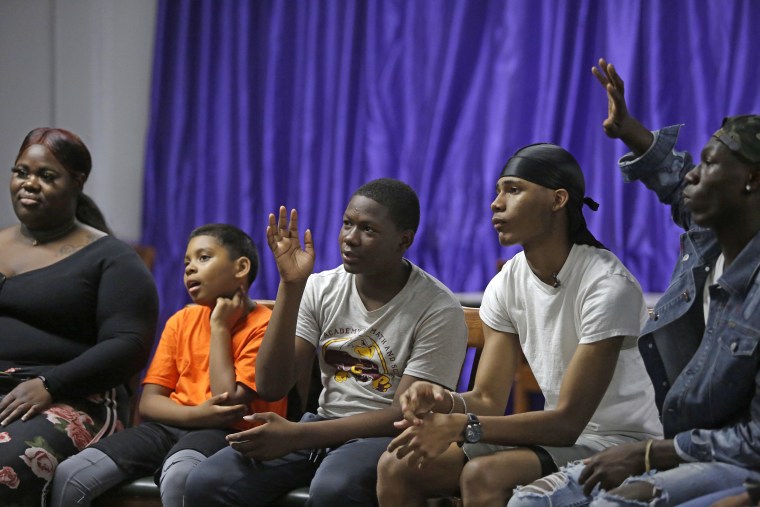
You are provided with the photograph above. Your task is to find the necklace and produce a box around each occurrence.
[20,220,78,246]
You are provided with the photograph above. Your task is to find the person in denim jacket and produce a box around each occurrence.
[507,58,760,507]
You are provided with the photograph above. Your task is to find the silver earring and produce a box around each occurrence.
[747,184,752,193]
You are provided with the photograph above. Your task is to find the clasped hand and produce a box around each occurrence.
[387,412,462,469]
[192,392,248,428]
[0,378,53,426]
[387,380,462,468]
[395,380,447,428]
[227,412,300,461]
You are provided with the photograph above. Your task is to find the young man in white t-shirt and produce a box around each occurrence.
[505,59,760,507]
[184,178,468,507]
[377,144,662,507]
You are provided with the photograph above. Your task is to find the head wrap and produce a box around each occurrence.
[499,143,605,249]
[712,115,760,165]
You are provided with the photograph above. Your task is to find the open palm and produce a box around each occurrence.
[591,58,629,139]
[266,206,315,283]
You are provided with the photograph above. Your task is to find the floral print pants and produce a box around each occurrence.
[0,391,123,507]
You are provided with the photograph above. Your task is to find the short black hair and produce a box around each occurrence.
[352,178,420,232]
[189,224,259,287]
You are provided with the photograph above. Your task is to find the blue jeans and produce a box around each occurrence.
[507,461,760,507]
[676,486,747,507]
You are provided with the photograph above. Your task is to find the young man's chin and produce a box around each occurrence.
[688,210,714,230]
[497,234,517,247]
[683,201,714,229]
[342,261,363,273]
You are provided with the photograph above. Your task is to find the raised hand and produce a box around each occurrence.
[591,58,653,156]
[396,380,447,427]
[591,58,630,139]
[266,207,315,283]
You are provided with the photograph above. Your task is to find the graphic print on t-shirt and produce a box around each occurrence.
[322,332,392,393]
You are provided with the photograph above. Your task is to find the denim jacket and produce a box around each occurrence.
[619,125,760,469]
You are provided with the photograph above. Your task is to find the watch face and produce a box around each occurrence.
[465,420,482,443]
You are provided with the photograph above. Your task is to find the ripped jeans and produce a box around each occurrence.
[507,460,760,507]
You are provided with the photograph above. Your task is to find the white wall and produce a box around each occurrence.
[0,0,156,242]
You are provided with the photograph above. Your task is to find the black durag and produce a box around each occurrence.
[499,143,605,249]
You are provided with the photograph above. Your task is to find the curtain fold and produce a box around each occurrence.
[143,0,760,328]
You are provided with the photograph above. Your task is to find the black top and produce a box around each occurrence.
[0,236,159,397]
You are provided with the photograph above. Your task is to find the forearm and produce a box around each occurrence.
[616,115,655,157]
[256,280,307,399]
[424,387,510,417]
[618,125,694,230]
[289,406,403,449]
[139,394,203,428]
[674,421,760,468]
[460,386,512,416]
[208,325,240,400]
[648,439,681,471]
[45,337,149,397]
[426,390,458,414]
[476,408,593,447]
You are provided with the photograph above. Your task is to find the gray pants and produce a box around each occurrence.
[49,422,230,507]
[49,447,205,507]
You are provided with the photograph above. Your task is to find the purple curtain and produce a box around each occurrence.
[142,0,760,329]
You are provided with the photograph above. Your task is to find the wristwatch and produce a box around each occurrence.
[461,413,482,445]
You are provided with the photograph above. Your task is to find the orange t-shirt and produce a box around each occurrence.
[143,303,287,430]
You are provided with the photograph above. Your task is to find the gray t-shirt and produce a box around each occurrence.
[296,261,468,418]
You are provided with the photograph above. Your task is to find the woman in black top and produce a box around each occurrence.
[0,128,158,505]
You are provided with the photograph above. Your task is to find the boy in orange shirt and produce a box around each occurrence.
[49,223,287,507]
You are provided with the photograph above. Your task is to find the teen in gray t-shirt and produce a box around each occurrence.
[184,178,467,507]
[298,262,466,418]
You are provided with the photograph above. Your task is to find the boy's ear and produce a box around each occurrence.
[234,256,251,282]
[398,230,415,252]
[551,189,570,211]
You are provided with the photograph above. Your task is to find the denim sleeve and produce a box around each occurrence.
[618,124,695,230]
[673,368,760,467]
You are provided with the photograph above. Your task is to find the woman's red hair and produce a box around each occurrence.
[16,127,111,234]
[16,127,92,181]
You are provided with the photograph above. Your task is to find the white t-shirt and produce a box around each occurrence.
[296,261,468,419]
[703,253,725,324]
[480,244,662,439]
